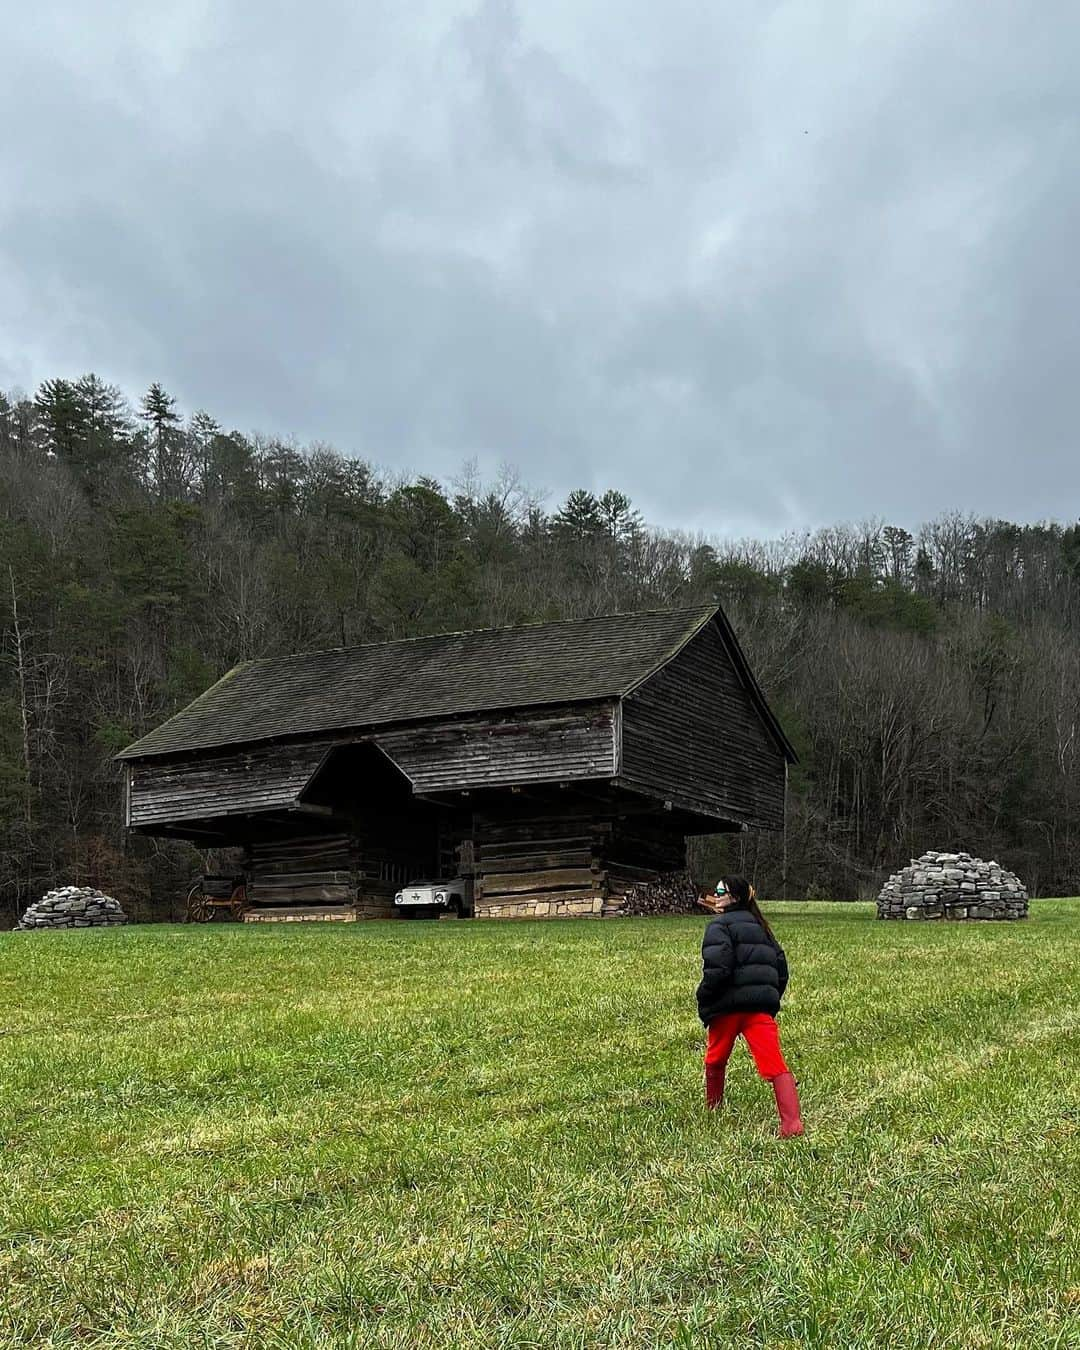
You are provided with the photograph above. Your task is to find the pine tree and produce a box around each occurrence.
[188,410,221,498]
[260,440,308,515]
[34,379,86,461]
[883,525,914,581]
[74,374,131,492]
[597,489,642,546]
[139,383,182,500]
[552,489,603,541]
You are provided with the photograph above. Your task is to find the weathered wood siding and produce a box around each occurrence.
[473,807,607,919]
[472,804,695,919]
[619,619,786,830]
[245,833,357,921]
[603,817,688,912]
[128,739,335,827]
[376,703,617,794]
[243,827,423,920]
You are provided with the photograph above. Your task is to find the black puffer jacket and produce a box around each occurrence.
[696,906,789,1025]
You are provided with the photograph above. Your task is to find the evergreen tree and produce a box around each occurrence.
[139,383,182,500]
[188,410,221,498]
[34,379,87,462]
[882,525,914,580]
[73,374,131,492]
[260,440,308,515]
[552,489,602,541]
[387,479,459,573]
[597,489,642,546]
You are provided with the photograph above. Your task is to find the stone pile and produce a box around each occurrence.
[877,851,1027,921]
[18,887,128,930]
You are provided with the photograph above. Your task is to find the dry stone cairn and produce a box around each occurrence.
[18,886,128,930]
[877,851,1027,920]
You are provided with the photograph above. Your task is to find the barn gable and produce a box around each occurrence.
[618,616,788,831]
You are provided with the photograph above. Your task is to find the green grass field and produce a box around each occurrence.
[1,903,1078,1349]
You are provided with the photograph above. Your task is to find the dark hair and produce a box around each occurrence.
[721,875,776,942]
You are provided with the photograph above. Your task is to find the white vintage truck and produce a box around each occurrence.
[393,877,474,918]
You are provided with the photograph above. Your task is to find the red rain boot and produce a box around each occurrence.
[705,1063,726,1110]
[771,1072,805,1137]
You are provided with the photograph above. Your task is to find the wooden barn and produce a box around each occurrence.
[118,606,796,922]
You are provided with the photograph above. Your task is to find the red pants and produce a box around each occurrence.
[705,1012,789,1080]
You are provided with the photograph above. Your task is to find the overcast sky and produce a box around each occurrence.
[2,2,1078,535]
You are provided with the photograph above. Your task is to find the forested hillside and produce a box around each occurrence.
[3,374,1080,920]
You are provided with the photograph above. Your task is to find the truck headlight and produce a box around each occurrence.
[394,893,403,904]
[435,890,447,902]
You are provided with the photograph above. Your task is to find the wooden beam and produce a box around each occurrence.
[611,777,746,832]
[132,823,231,843]
[414,792,466,808]
[288,804,355,827]
[481,867,601,895]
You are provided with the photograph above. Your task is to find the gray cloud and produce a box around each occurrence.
[2,0,1079,534]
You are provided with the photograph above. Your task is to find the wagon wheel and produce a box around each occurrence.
[227,883,250,921]
[185,882,212,923]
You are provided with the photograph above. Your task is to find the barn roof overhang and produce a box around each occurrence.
[117,605,796,770]
[127,770,750,846]
[116,606,789,763]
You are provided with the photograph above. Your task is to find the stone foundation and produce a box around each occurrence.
[877,851,1028,920]
[477,894,605,919]
[243,906,356,922]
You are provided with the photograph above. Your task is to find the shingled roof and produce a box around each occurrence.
[119,605,793,762]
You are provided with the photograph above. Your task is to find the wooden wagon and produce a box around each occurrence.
[185,874,249,923]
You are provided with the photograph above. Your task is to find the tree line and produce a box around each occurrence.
[2,373,1080,920]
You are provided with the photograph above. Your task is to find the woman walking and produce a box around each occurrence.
[696,876,804,1137]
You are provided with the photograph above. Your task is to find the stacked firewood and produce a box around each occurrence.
[602,818,692,916]
[605,869,700,917]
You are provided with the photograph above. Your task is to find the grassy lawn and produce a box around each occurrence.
[1,903,1078,1349]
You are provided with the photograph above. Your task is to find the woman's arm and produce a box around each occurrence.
[776,944,789,998]
[698,923,735,994]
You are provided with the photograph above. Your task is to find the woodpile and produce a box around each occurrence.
[603,818,688,915]
[605,870,700,917]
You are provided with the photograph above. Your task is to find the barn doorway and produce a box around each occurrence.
[300,742,443,911]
